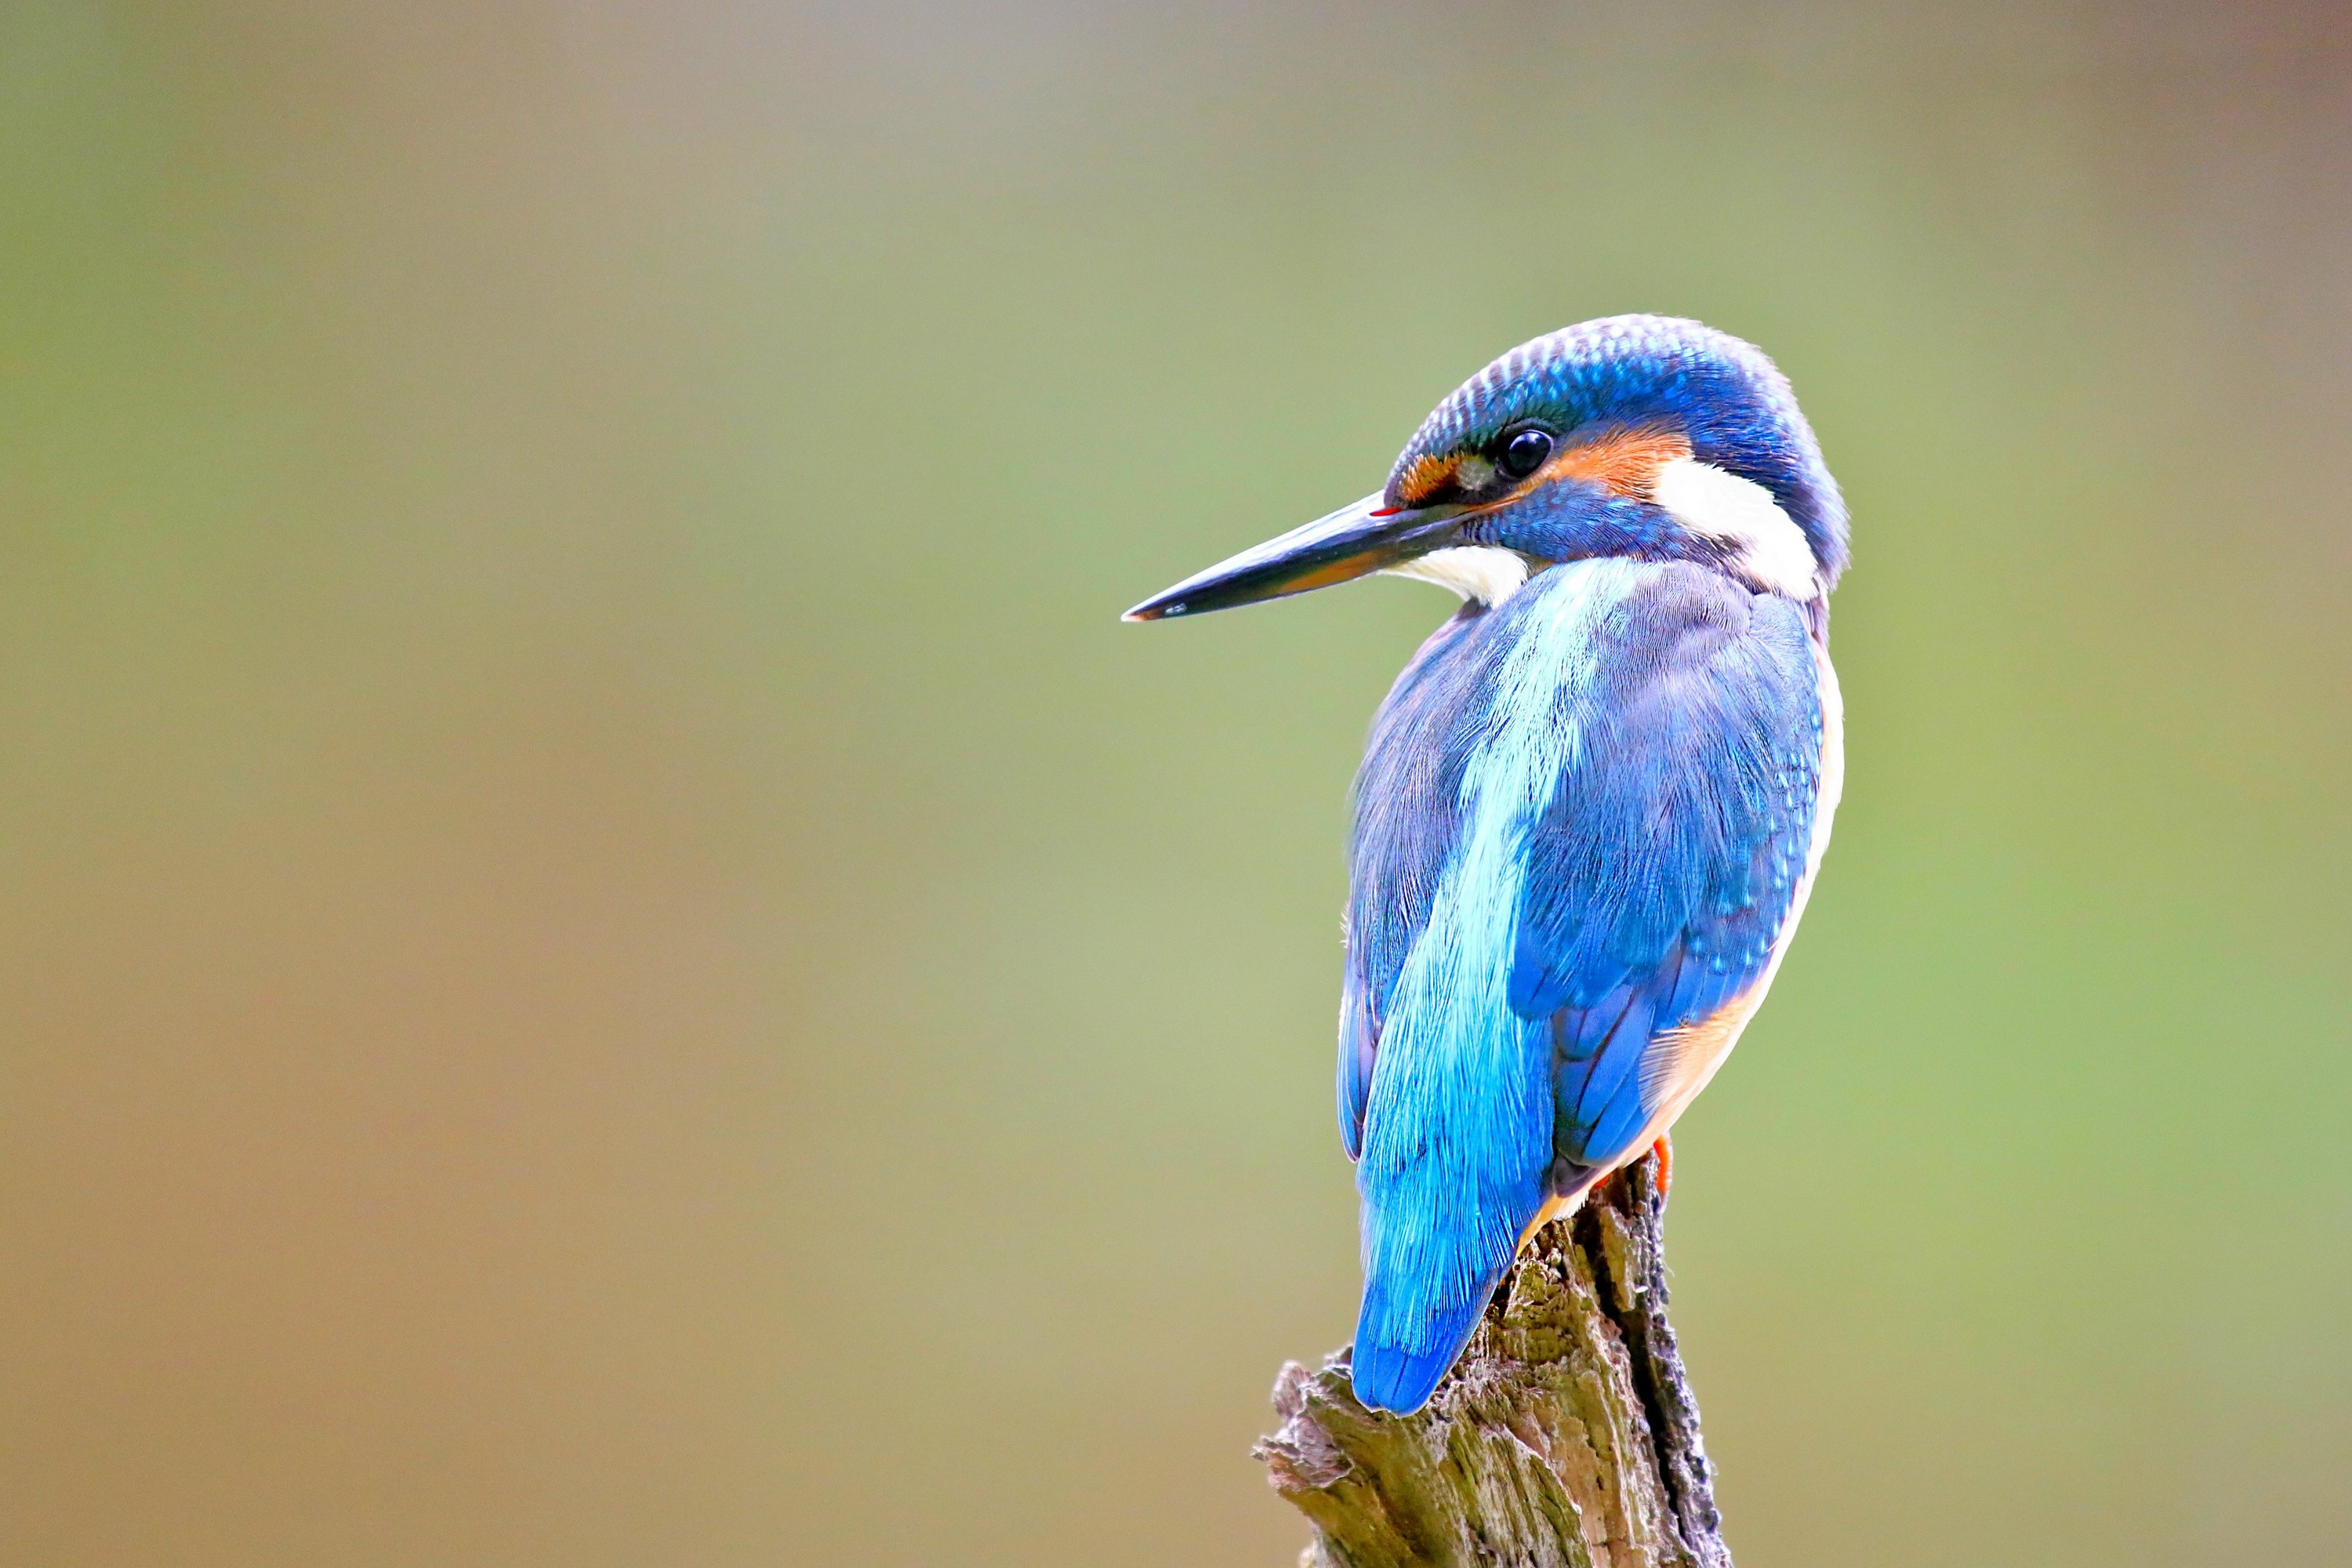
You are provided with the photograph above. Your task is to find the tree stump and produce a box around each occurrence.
[1254,1151,1730,1568]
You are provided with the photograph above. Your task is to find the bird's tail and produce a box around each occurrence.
[1351,1259,1512,1415]
[1349,1188,1539,1415]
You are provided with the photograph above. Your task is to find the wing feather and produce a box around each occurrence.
[1515,572,1821,1175]
[1338,604,1496,1160]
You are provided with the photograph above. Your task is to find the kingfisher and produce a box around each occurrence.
[1125,316,1846,1415]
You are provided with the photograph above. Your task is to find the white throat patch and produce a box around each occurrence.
[1651,457,1819,599]
[1382,546,1529,607]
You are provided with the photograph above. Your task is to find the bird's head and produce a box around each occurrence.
[1123,315,1846,622]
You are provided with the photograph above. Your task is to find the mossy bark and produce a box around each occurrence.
[1254,1152,1730,1568]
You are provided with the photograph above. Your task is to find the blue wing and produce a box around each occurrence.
[1338,604,1494,1163]
[1513,572,1822,1175]
[1341,561,1823,1413]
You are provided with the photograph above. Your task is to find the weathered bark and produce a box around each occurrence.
[1254,1152,1730,1568]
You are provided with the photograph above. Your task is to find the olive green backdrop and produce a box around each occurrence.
[4,3,2348,1564]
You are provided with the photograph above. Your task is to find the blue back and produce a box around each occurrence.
[1342,559,1822,1411]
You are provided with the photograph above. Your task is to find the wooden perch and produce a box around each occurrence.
[1254,1151,1731,1568]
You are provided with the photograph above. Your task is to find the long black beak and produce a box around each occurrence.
[1122,494,1460,622]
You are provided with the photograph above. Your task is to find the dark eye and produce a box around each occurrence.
[1500,427,1553,479]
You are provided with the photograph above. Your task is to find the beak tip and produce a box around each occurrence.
[1123,492,1406,627]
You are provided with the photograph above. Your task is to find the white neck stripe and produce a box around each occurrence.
[1651,457,1818,598]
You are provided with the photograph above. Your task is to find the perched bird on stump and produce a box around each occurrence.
[1127,317,1847,1415]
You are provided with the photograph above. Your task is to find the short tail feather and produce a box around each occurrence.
[1350,1260,1512,1414]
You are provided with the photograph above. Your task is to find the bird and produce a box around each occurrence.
[1124,315,1847,1416]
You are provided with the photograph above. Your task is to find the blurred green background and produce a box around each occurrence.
[3,2,2349,1564]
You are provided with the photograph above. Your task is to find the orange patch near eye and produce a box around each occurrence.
[1539,426,1693,499]
[1394,452,1463,507]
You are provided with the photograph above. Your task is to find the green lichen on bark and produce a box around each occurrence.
[1254,1152,1730,1568]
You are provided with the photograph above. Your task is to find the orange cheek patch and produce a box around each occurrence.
[1536,426,1693,499]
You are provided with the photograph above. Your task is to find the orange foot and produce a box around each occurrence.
[1651,1134,1673,1197]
